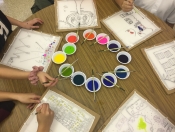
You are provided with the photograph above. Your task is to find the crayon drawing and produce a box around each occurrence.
[0,29,61,72]
[102,9,161,50]
[102,92,175,132]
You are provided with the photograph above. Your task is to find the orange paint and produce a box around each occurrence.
[85,32,95,39]
[67,36,77,43]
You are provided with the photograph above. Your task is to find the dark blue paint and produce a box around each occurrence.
[118,54,129,63]
[73,75,85,85]
[138,26,143,31]
[108,43,119,51]
[115,68,127,78]
[103,76,114,86]
[87,80,99,91]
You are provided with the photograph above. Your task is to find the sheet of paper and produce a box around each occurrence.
[144,41,175,90]
[102,92,175,132]
[0,29,61,72]
[20,90,95,132]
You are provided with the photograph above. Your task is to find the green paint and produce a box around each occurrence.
[138,117,147,132]
[61,67,73,77]
[64,46,75,55]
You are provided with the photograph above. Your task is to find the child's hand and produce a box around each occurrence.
[36,103,54,132]
[121,0,134,12]
[22,18,43,29]
[37,71,58,87]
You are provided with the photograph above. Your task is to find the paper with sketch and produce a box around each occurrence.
[20,90,95,132]
[56,0,98,30]
[102,9,161,49]
[102,92,175,132]
[0,28,61,72]
[144,41,175,90]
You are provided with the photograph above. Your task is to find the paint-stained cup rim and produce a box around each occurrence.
[62,43,77,55]
[101,73,117,88]
[65,32,79,43]
[114,65,130,79]
[52,51,67,64]
[59,63,74,78]
[85,77,101,92]
[71,71,87,86]
[83,29,96,40]
[116,51,131,64]
[96,33,110,45]
[107,40,121,52]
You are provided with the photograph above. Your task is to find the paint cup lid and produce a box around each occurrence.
[85,77,101,92]
[52,51,67,64]
[65,32,79,43]
[107,40,121,52]
[62,43,77,55]
[96,33,110,45]
[116,51,131,64]
[59,63,74,78]
[114,65,130,79]
[83,29,96,40]
[71,71,86,86]
[101,73,117,88]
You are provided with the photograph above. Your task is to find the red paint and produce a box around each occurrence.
[67,36,77,43]
[85,32,95,39]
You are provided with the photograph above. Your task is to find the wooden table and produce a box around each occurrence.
[0,0,175,132]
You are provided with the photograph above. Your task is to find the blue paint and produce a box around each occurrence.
[138,26,143,31]
[115,68,127,78]
[108,43,119,51]
[103,76,114,86]
[87,80,99,91]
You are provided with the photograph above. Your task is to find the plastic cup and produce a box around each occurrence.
[85,77,101,92]
[52,51,67,64]
[96,33,110,45]
[116,51,131,64]
[62,43,76,55]
[59,63,74,78]
[83,29,96,40]
[71,71,86,86]
[107,40,121,52]
[101,73,117,88]
[65,32,79,43]
[114,65,130,79]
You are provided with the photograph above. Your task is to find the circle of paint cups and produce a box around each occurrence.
[65,32,79,43]
[116,51,131,64]
[85,77,101,92]
[62,43,77,55]
[96,33,110,45]
[52,51,67,64]
[101,73,117,88]
[71,71,87,86]
[83,29,96,40]
[107,40,121,52]
[59,63,74,78]
[114,65,130,79]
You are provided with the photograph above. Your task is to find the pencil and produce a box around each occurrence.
[96,72,125,91]
[90,34,108,46]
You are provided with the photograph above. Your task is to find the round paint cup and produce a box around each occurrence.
[114,65,130,79]
[117,51,131,64]
[59,63,74,78]
[62,43,76,55]
[101,73,117,88]
[85,77,101,92]
[96,33,110,45]
[83,29,96,40]
[107,40,121,52]
[71,71,86,86]
[52,51,67,64]
[65,32,79,43]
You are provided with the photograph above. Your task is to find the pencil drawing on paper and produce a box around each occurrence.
[102,92,175,132]
[0,29,61,72]
[57,0,98,29]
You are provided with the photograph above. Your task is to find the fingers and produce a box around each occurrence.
[36,104,43,112]
[27,103,35,110]
[43,78,58,87]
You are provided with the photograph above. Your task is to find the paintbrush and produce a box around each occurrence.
[76,22,80,36]
[90,34,108,46]
[92,69,96,102]
[133,6,144,19]
[81,29,94,45]
[102,70,136,73]
[98,47,124,52]
[42,59,78,85]
[42,77,70,84]
[96,72,125,91]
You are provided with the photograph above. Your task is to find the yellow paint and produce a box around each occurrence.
[53,54,65,63]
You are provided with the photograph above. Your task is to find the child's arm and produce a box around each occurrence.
[115,0,134,12]
[6,16,43,29]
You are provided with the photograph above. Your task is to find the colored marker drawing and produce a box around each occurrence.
[102,92,175,132]
[0,29,61,72]
[144,41,175,90]
[56,0,98,29]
